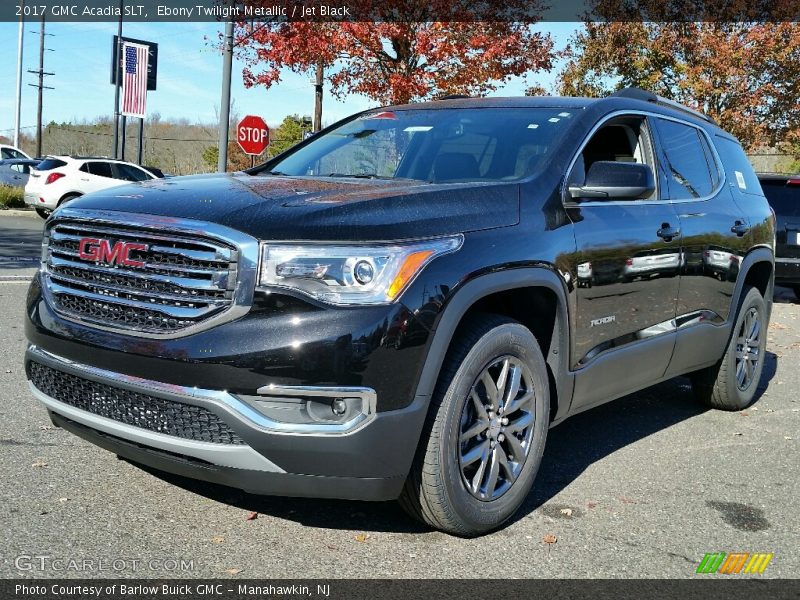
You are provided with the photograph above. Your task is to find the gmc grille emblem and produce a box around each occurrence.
[78,238,148,268]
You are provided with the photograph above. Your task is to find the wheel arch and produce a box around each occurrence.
[412,267,573,424]
[730,247,774,323]
[58,192,82,205]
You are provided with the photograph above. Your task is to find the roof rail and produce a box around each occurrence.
[611,87,715,124]
[439,94,470,100]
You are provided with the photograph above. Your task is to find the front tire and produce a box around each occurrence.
[691,286,767,410]
[400,314,549,536]
[792,286,800,301]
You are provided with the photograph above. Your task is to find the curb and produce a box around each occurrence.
[0,208,37,218]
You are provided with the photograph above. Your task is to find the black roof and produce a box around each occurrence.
[383,87,716,128]
[757,173,800,181]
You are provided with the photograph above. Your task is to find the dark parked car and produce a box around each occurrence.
[25,89,775,536]
[758,174,800,298]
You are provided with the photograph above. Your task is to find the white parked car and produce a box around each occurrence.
[24,156,161,219]
[0,144,32,160]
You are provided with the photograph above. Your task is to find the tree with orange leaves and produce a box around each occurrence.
[558,1,800,150]
[234,1,557,107]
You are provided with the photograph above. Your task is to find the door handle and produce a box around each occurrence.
[731,220,750,237]
[657,223,680,242]
[80,178,89,182]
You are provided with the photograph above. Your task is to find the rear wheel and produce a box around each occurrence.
[793,286,800,301]
[400,314,549,536]
[35,208,50,219]
[58,193,81,207]
[690,286,767,410]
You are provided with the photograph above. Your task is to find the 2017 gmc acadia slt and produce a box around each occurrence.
[24,88,775,536]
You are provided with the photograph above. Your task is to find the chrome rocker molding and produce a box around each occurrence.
[27,345,376,437]
[41,207,261,339]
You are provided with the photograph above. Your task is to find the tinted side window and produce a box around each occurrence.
[655,119,713,199]
[88,162,113,178]
[114,163,150,182]
[714,136,763,197]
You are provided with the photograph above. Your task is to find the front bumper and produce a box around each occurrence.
[25,344,429,501]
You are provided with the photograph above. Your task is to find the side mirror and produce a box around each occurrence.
[568,161,655,200]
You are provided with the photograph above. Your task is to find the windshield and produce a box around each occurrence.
[265,107,575,183]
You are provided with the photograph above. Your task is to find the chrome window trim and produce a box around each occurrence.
[561,109,727,208]
[41,207,259,339]
[28,345,377,437]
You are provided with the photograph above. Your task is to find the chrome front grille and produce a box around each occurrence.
[43,216,247,335]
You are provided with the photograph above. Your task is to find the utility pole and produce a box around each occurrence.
[217,18,234,173]
[313,62,324,132]
[14,0,24,148]
[27,13,54,159]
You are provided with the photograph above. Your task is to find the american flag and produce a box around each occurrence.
[121,42,148,118]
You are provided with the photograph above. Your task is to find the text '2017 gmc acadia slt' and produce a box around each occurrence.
[25,88,775,536]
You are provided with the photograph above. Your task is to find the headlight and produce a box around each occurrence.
[258,236,462,306]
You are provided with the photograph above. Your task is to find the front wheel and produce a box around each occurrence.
[691,286,767,410]
[400,314,549,536]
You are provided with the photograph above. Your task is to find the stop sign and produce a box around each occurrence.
[237,115,270,155]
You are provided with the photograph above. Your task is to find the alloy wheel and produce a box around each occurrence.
[735,306,761,391]
[458,355,536,501]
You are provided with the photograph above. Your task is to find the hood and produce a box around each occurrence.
[64,172,519,241]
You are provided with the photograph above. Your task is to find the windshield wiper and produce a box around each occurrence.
[264,170,288,176]
[326,173,400,180]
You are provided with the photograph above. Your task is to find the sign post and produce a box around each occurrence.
[237,115,270,162]
[111,34,157,164]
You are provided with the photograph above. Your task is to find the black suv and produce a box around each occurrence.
[24,89,775,536]
[759,174,800,298]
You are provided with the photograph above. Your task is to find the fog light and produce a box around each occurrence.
[331,398,347,415]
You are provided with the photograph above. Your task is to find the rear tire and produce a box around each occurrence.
[58,193,81,207]
[35,208,50,219]
[793,286,800,301]
[399,314,549,536]
[690,286,767,411]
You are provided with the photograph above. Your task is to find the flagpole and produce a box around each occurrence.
[112,0,123,159]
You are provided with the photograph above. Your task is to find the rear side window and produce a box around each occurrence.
[87,162,113,178]
[714,136,763,197]
[654,118,715,199]
[36,158,67,171]
[760,180,799,217]
[113,163,151,182]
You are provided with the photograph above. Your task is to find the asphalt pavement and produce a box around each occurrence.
[0,211,43,280]
[0,212,797,579]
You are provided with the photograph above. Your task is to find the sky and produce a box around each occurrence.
[0,21,579,139]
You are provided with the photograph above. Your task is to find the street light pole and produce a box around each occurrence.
[217,18,234,173]
[14,0,24,148]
